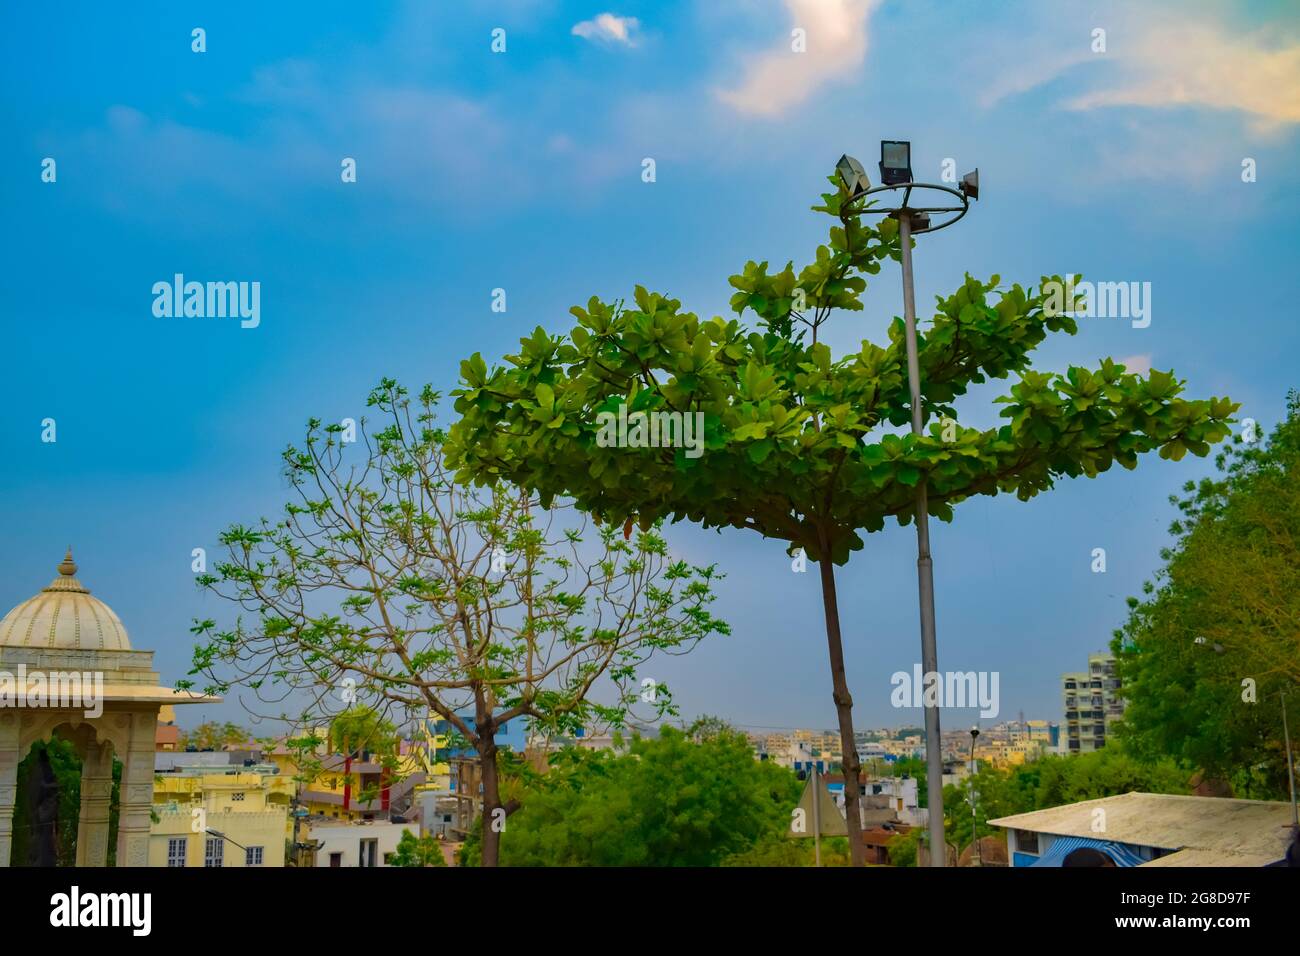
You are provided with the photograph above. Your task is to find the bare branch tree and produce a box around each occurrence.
[184,379,729,866]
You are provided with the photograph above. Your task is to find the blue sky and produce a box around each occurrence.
[2,0,1298,735]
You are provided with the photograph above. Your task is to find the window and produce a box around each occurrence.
[205,837,224,868]
[329,852,343,868]
[245,846,264,866]
[232,792,246,802]
[167,837,187,867]
[1015,830,1039,854]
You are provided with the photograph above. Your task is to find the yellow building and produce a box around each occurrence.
[267,734,442,823]
[149,768,293,867]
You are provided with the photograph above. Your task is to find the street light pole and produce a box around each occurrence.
[969,725,981,866]
[899,211,947,867]
[837,144,978,868]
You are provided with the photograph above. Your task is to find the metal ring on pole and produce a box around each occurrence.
[842,181,970,235]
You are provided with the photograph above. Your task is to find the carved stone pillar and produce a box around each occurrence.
[0,714,18,868]
[75,738,114,867]
[114,711,156,867]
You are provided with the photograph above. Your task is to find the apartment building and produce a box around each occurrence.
[1062,652,1124,753]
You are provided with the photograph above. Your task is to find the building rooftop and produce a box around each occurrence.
[989,791,1297,866]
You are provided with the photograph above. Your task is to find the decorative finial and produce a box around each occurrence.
[58,547,77,577]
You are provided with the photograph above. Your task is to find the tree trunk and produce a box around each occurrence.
[478,736,502,867]
[815,531,866,867]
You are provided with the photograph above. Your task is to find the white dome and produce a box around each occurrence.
[0,549,132,651]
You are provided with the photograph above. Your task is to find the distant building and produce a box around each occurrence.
[265,738,428,823]
[991,792,1298,867]
[306,818,407,867]
[155,705,181,752]
[150,765,292,867]
[1062,651,1123,753]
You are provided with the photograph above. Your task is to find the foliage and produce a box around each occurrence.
[1113,391,1300,798]
[684,713,737,742]
[185,380,727,865]
[722,834,852,867]
[390,828,447,867]
[447,185,1234,566]
[886,826,923,867]
[180,720,250,751]
[461,728,800,866]
[10,739,80,866]
[10,739,121,867]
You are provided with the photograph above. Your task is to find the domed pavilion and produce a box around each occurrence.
[0,549,219,867]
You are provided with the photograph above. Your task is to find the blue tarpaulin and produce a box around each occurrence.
[1029,835,1147,867]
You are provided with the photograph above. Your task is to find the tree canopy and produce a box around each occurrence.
[447,181,1235,566]
[460,727,799,866]
[390,829,447,867]
[1114,391,1300,798]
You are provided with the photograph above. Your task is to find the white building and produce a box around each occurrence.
[307,818,408,867]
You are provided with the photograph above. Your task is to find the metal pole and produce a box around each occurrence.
[1282,691,1298,828]
[899,211,947,866]
[970,735,981,866]
[812,766,822,867]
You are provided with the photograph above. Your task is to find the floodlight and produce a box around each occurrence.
[879,140,912,185]
[836,153,871,197]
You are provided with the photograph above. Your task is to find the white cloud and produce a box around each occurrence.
[572,13,641,46]
[1062,22,1300,132]
[717,0,879,118]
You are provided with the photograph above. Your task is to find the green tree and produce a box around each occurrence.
[887,826,923,867]
[684,713,736,741]
[390,828,447,867]
[461,728,800,866]
[1114,393,1300,798]
[181,720,249,751]
[447,174,1237,861]
[185,381,727,867]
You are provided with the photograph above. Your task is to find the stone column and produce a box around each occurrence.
[0,714,18,867]
[75,738,114,867]
[115,710,157,867]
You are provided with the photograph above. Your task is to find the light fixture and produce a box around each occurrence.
[879,140,912,186]
[836,153,871,197]
[961,168,980,200]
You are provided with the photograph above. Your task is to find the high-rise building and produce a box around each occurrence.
[1061,652,1123,753]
